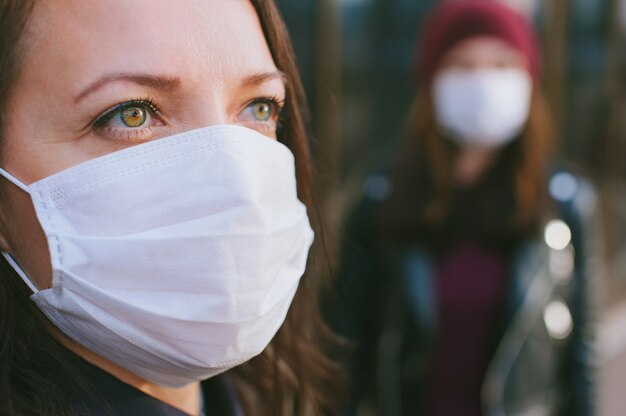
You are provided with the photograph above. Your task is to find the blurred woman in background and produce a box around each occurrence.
[335,1,598,415]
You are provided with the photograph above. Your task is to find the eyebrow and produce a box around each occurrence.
[74,70,287,104]
[242,71,287,88]
[74,74,181,104]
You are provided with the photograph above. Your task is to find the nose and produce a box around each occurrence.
[184,93,231,130]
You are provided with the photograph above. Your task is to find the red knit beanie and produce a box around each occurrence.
[418,0,541,84]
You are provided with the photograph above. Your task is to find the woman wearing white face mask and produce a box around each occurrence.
[335,1,599,415]
[0,1,341,415]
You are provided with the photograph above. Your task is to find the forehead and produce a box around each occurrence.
[446,36,521,59]
[23,0,275,97]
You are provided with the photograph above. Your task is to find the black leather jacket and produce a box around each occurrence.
[334,170,599,416]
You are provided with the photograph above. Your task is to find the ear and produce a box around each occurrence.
[0,174,41,258]
[0,181,52,290]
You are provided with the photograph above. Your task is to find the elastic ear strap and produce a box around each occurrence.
[0,168,30,193]
[1,252,39,293]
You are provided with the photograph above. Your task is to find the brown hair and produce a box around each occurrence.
[379,83,555,246]
[0,1,340,415]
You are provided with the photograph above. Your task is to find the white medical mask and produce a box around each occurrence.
[433,68,533,148]
[0,125,314,387]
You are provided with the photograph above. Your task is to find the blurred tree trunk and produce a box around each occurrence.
[600,0,625,265]
[315,0,342,267]
[542,0,570,147]
[605,0,625,179]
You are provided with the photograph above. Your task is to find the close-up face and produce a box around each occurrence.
[0,0,285,289]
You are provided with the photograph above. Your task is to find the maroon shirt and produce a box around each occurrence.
[425,242,509,416]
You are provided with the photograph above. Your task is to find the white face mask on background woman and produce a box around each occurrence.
[433,68,533,148]
[0,125,314,387]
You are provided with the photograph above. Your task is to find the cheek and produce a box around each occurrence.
[0,184,52,289]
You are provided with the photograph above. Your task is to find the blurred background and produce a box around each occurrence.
[276,0,626,414]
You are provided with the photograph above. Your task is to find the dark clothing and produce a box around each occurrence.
[334,169,598,416]
[426,243,509,416]
[67,353,240,416]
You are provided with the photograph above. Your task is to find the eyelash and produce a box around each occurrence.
[92,97,161,130]
[91,95,287,140]
[255,96,287,137]
[251,96,285,118]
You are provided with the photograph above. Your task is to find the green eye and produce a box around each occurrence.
[120,106,147,128]
[251,102,272,122]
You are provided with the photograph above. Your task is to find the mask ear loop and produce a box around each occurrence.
[1,252,40,293]
[0,167,39,293]
[0,167,30,193]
